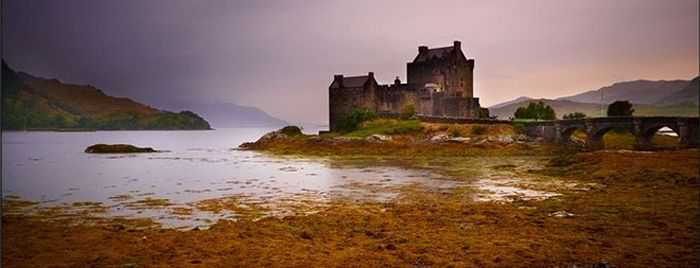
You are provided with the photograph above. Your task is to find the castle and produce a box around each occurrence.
[329,40,481,131]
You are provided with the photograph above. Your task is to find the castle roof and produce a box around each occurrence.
[413,46,454,62]
[340,76,370,87]
[329,73,377,88]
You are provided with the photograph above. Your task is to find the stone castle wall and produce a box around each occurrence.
[328,83,381,131]
[328,41,481,131]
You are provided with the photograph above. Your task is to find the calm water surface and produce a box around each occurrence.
[2,127,456,228]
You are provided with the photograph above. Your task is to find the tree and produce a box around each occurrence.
[478,107,490,119]
[607,101,634,117]
[562,112,586,120]
[399,99,416,120]
[513,101,556,120]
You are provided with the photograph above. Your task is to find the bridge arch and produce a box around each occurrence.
[588,125,636,150]
[560,126,587,146]
[637,124,681,149]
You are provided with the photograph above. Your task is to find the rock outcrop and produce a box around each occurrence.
[85,144,158,153]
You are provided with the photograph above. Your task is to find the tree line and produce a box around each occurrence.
[513,100,634,121]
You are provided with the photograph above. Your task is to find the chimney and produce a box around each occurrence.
[419,46,428,53]
[453,40,461,50]
[334,74,344,87]
[394,76,401,85]
[368,72,374,79]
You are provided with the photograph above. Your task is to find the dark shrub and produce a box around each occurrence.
[478,107,490,119]
[338,108,378,133]
[563,112,586,120]
[471,125,486,135]
[280,126,303,136]
[607,101,634,117]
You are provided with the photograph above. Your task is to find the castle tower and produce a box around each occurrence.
[328,72,381,131]
[406,40,475,98]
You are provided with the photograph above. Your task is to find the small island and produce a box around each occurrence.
[85,144,159,153]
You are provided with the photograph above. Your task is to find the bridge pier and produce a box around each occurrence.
[634,136,654,150]
[584,119,603,150]
[553,122,562,143]
[633,118,654,150]
[678,120,699,148]
[586,135,604,150]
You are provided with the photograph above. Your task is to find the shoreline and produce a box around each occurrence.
[3,149,698,266]
[3,123,698,267]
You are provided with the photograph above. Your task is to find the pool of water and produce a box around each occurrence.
[2,127,462,228]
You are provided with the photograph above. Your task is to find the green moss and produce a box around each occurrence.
[471,125,486,135]
[338,108,379,133]
[345,119,422,137]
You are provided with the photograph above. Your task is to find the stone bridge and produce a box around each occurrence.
[523,116,699,150]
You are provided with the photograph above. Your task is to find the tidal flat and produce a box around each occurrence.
[2,127,698,267]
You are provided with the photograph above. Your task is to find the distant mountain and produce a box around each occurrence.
[153,100,289,128]
[1,60,211,130]
[557,79,693,105]
[489,96,533,109]
[654,77,699,107]
[489,77,699,119]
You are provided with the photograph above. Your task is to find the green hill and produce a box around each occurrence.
[1,60,211,130]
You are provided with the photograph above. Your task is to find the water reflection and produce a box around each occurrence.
[2,128,462,228]
[2,128,571,229]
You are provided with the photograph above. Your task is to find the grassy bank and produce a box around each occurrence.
[242,120,682,157]
[241,120,568,157]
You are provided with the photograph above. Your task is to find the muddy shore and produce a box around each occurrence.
[2,124,700,267]
[3,142,698,267]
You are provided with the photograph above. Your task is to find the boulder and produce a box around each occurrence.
[473,140,491,147]
[513,134,530,142]
[430,133,449,142]
[260,131,286,140]
[258,126,304,141]
[446,137,471,143]
[333,136,353,142]
[366,134,392,142]
[85,144,158,153]
[494,135,514,144]
[279,126,303,136]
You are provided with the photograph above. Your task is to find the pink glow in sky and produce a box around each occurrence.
[3,0,698,123]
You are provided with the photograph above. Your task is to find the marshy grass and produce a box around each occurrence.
[345,119,422,137]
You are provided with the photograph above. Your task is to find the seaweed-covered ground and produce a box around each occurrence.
[2,123,698,267]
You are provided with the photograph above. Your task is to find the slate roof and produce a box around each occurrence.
[330,75,371,88]
[413,46,454,62]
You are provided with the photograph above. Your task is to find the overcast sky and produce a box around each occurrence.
[3,0,698,124]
